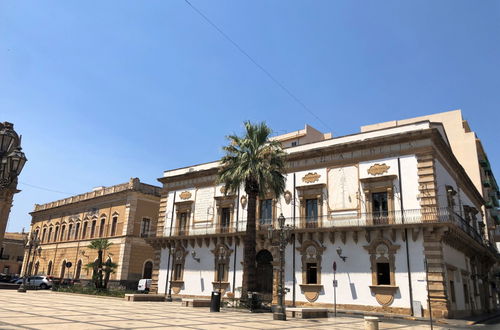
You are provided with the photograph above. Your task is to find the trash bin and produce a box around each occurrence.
[247,292,259,311]
[210,291,221,312]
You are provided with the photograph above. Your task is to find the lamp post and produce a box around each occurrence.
[0,122,27,248]
[166,247,175,302]
[18,232,40,292]
[268,213,293,321]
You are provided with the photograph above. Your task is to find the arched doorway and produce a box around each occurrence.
[143,260,153,279]
[256,250,273,295]
[47,261,53,275]
[60,260,66,278]
[75,260,82,279]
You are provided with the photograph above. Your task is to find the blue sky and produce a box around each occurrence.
[1,0,500,232]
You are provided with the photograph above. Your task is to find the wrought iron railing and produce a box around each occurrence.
[160,207,490,247]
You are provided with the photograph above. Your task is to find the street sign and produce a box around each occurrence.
[333,261,337,272]
[333,280,338,287]
[65,261,72,268]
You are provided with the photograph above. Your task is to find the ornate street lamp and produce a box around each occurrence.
[18,231,40,292]
[267,213,293,321]
[0,122,27,248]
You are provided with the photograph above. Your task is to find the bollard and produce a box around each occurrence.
[364,316,379,330]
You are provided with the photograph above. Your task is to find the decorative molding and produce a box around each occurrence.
[240,195,247,209]
[367,163,390,176]
[179,191,192,200]
[299,284,323,302]
[302,172,321,184]
[284,191,292,204]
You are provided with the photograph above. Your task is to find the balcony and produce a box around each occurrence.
[162,207,487,247]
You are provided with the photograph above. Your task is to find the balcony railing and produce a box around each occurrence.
[162,207,489,247]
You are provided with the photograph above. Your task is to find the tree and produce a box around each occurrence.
[85,238,113,289]
[217,121,286,300]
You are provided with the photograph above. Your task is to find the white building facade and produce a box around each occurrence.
[148,119,499,319]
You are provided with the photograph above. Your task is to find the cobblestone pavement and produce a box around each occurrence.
[0,290,450,329]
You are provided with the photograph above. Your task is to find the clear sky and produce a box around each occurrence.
[1,0,500,233]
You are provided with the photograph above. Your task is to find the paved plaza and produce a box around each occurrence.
[0,290,461,329]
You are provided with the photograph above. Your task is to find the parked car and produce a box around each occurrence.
[15,276,53,289]
[9,276,21,283]
[0,273,12,282]
[46,276,80,286]
[138,279,152,293]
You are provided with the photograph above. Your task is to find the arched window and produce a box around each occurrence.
[90,220,96,238]
[60,225,66,241]
[75,260,82,279]
[48,227,53,242]
[75,222,80,240]
[34,261,40,275]
[82,222,88,239]
[143,260,153,279]
[47,260,53,275]
[41,228,47,243]
[99,218,106,237]
[110,216,118,236]
[54,226,59,242]
[67,224,73,240]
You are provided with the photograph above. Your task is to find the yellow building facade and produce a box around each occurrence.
[0,232,26,276]
[24,178,161,288]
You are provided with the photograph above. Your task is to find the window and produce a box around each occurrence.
[259,199,273,225]
[376,262,390,285]
[75,223,80,240]
[82,222,88,239]
[47,261,53,275]
[450,280,456,303]
[99,219,106,237]
[216,263,226,282]
[48,227,53,242]
[291,141,298,147]
[41,228,46,243]
[143,261,153,279]
[178,212,188,236]
[60,225,66,241]
[463,284,469,304]
[54,226,59,242]
[110,217,118,236]
[174,263,182,281]
[67,224,73,240]
[306,263,318,284]
[220,208,230,232]
[141,218,151,237]
[305,199,318,228]
[90,220,96,238]
[212,244,232,290]
[372,192,388,224]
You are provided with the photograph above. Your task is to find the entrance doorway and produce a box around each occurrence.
[256,250,273,298]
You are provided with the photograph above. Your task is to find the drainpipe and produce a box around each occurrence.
[232,187,240,302]
[292,173,296,307]
[164,191,176,294]
[398,157,414,316]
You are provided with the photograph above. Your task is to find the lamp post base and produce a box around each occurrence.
[17,285,27,293]
[273,305,287,321]
[165,295,173,302]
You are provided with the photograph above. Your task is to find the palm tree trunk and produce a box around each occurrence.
[97,250,103,289]
[242,187,258,301]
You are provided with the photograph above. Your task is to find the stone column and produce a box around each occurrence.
[0,189,14,247]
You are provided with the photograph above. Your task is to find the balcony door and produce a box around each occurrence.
[220,208,231,233]
[372,192,388,224]
[178,212,188,235]
[305,199,318,228]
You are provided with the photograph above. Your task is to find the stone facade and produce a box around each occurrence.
[148,113,500,319]
[24,178,161,289]
[0,232,26,275]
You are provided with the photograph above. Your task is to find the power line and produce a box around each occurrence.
[19,182,75,195]
[183,0,332,132]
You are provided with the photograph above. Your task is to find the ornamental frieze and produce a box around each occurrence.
[367,163,390,176]
[302,172,321,184]
[179,191,192,200]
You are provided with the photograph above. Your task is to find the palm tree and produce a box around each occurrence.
[86,238,113,289]
[218,121,286,300]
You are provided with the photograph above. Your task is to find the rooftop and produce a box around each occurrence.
[32,178,161,213]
